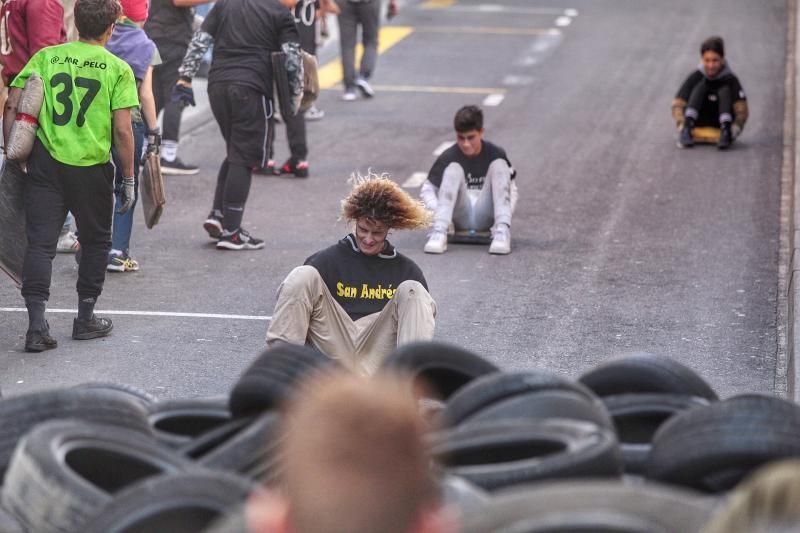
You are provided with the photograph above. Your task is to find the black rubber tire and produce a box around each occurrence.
[440,474,489,512]
[1,420,195,533]
[199,412,283,478]
[81,471,254,533]
[647,394,800,492]
[380,341,500,400]
[148,397,232,448]
[177,417,254,460]
[229,343,339,417]
[429,420,622,491]
[603,393,710,474]
[73,382,158,406]
[460,480,715,533]
[443,371,610,429]
[0,387,151,480]
[578,352,718,400]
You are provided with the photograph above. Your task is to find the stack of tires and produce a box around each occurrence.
[381,346,800,532]
[0,343,336,533]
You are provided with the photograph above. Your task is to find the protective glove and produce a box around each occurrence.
[171,83,196,107]
[118,176,135,214]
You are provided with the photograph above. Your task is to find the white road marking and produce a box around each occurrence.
[0,308,272,321]
[564,8,579,17]
[502,74,535,86]
[403,172,429,188]
[433,141,455,156]
[483,93,506,106]
[555,16,572,27]
[445,5,573,16]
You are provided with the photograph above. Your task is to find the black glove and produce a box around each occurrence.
[118,176,135,214]
[171,84,196,107]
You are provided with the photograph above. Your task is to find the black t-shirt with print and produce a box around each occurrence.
[427,140,515,190]
[202,0,299,95]
[305,234,428,321]
[294,0,319,54]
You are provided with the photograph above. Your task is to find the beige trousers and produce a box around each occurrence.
[266,265,437,375]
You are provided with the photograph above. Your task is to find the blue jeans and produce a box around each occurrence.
[111,120,145,254]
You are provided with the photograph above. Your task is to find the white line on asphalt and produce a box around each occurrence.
[444,5,573,16]
[555,16,572,27]
[0,308,272,321]
[483,93,505,106]
[433,141,455,156]
[564,8,579,17]
[403,172,428,188]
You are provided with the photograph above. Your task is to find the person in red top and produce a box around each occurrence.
[0,0,66,85]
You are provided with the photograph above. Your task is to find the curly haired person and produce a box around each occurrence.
[266,173,436,374]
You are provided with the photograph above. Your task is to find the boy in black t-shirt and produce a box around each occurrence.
[673,36,748,150]
[421,105,517,255]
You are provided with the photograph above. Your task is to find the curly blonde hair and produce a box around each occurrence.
[341,171,432,230]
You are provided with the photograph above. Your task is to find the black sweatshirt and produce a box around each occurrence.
[305,234,428,320]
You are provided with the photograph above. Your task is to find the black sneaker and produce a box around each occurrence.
[254,160,279,176]
[279,157,309,178]
[717,122,732,150]
[217,228,265,250]
[203,212,224,239]
[677,118,694,149]
[161,157,199,176]
[72,315,113,340]
[25,323,57,352]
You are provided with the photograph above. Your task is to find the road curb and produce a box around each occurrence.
[782,0,798,399]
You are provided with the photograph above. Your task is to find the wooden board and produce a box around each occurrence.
[691,126,721,144]
[0,160,27,287]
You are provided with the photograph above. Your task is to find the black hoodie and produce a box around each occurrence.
[304,234,428,320]
[676,63,746,126]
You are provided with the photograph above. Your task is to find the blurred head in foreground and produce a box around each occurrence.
[247,372,456,533]
[702,459,800,533]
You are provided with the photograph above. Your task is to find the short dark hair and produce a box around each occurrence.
[454,105,483,132]
[701,36,725,57]
[75,0,121,40]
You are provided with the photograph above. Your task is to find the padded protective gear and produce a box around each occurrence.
[6,73,44,162]
[671,97,687,130]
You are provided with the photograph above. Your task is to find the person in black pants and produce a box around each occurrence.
[145,0,207,175]
[176,0,301,250]
[262,0,317,177]
[673,36,748,150]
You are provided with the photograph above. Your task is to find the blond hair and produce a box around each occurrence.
[341,171,432,230]
[281,372,437,533]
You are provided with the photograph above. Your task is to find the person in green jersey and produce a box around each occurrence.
[3,0,139,352]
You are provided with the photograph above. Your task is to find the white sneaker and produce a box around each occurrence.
[342,90,357,102]
[424,231,447,254]
[57,231,79,253]
[304,105,325,121]
[355,78,375,98]
[489,225,511,255]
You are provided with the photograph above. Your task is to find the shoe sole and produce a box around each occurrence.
[25,342,57,352]
[216,241,265,251]
[204,220,223,239]
[107,264,126,272]
[424,246,446,254]
[489,247,511,255]
[73,323,113,340]
[161,167,200,176]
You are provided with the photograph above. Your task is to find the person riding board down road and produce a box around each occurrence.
[673,35,748,150]
[266,173,437,375]
[421,105,517,255]
[4,0,139,352]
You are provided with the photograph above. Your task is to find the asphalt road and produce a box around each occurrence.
[0,0,787,400]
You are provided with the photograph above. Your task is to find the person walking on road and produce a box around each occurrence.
[144,0,205,175]
[4,0,139,351]
[106,0,162,272]
[673,36,748,150]
[266,173,436,375]
[176,0,302,250]
[338,0,397,101]
[422,105,517,255]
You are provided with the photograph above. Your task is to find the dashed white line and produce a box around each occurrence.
[0,308,272,321]
[433,141,455,156]
[403,172,428,188]
[483,93,506,107]
[564,8,579,17]
[555,16,572,27]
